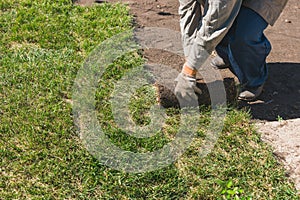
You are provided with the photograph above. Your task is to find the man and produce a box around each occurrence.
[175,0,288,104]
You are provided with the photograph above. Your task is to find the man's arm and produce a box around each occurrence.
[179,0,243,71]
[175,0,242,104]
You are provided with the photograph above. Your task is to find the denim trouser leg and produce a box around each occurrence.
[179,0,242,70]
[216,6,271,88]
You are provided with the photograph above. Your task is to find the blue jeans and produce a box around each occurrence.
[216,6,271,88]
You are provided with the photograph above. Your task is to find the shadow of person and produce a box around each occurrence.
[239,62,300,121]
[153,62,299,122]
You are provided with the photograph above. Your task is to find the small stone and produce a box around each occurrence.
[285,19,292,23]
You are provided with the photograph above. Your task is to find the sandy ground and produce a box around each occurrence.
[257,119,300,192]
[76,0,300,193]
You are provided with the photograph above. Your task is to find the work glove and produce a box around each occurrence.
[174,72,202,107]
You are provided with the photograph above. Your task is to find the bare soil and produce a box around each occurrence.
[76,0,300,193]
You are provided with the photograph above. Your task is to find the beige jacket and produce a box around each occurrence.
[242,0,288,25]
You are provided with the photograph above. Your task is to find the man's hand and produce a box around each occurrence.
[174,72,202,107]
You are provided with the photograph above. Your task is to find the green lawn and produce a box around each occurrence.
[0,0,299,199]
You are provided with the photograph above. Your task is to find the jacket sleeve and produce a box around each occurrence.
[180,0,243,70]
